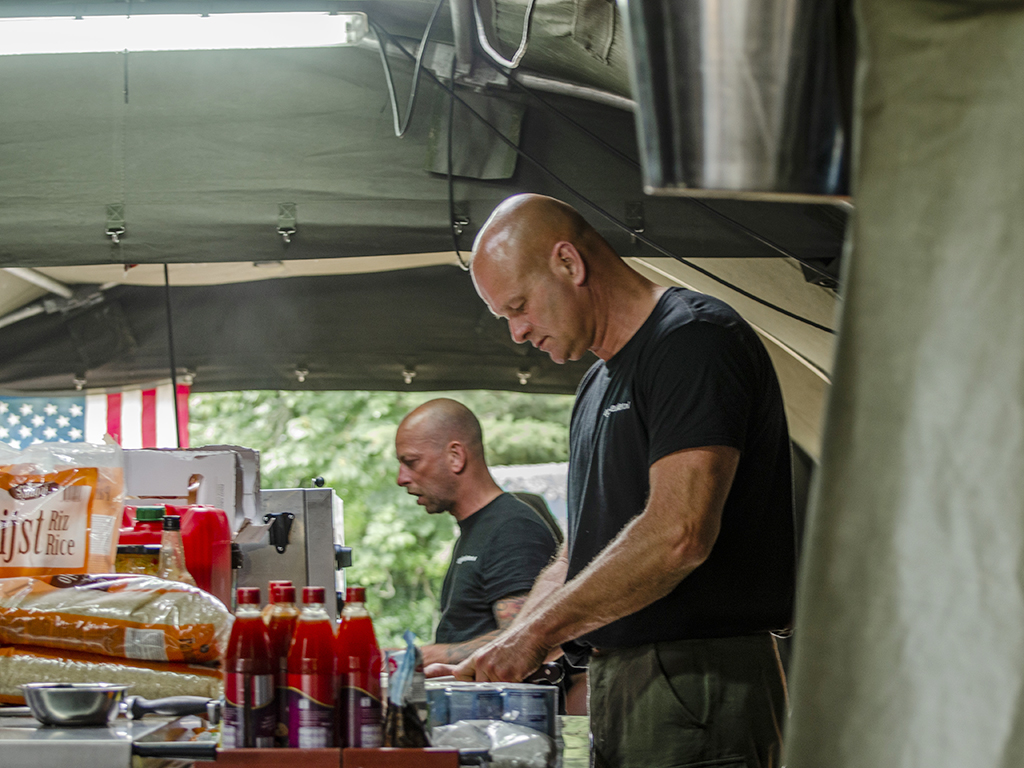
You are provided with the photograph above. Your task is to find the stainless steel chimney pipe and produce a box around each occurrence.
[618,0,852,203]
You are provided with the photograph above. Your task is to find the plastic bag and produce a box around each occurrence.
[0,573,232,663]
[383,630,431,747]
[0,644,222,704]
[432,720,555,768]
[0,442,123,577]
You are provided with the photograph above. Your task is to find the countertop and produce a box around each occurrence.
[560,715,590,767]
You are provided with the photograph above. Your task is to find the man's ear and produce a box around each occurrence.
[551,242,587,286]
[448,441,468,474]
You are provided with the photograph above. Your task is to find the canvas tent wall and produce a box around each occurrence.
[786,1,1024,766]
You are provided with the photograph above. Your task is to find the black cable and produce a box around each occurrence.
[372,24,836,335]
[163,264,181,448]
[370,4,469,268]
[370,0,446,138]
[448,51,470,270]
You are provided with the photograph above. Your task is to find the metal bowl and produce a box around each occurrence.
[19,683,130,727]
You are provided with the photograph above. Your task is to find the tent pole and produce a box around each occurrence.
[163,264,180,449]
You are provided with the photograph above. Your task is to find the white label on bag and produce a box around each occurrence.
[124,628,169,661]
[87,512,115,554]
[0,486,90,569]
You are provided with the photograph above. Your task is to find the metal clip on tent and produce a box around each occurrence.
[106,203,125,244]
[277,202,297,244]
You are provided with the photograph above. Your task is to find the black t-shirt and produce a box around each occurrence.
[567,288,796,648]
[435,493,558,644]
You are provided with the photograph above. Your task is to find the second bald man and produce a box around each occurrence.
[395,398,559,670]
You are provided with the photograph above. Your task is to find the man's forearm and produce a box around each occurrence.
[525,513,700,649]
[454,447,738,684]
[522,448,738,651]
[423,593,530,667]
[422,630,502,666]
[453,515,694,681]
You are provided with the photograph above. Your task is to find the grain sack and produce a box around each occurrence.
[0,442,123,577]
[0,645,223,704]
[0,574,232,664]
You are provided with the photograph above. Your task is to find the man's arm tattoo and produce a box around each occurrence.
[431,593,530,665]
[493,593,528,629]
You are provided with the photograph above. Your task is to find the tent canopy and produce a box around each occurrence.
[0,0,845,459]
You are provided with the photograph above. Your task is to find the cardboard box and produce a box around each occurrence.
[123,446,260,531]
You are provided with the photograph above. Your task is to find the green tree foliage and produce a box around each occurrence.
[189,390,573,646]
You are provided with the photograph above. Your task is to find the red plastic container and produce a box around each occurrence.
[287,586,337,748]
[335,587,383,748]
[222,587,276,749]
[118,506,165,545]
[168,504,232,606]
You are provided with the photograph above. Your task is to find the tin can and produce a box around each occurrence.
[502,685,556,737]
[426,686,449,728]
[446,687,478,721]
[429,682,505,722]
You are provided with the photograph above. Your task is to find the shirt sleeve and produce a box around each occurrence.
[481,515,558,605]
[643,320,756,466]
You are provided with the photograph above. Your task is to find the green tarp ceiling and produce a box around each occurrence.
[0,0,846,400]
[0,264,595,393]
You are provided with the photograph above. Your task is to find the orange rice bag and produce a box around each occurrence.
[0,644,222,704]
[0,573,232,664]
[0,442,123,576]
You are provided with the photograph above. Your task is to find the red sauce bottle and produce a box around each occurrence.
[222,587,276,749]
[287,586,337,748]
[265,581,299,748]
[335,586,383,748]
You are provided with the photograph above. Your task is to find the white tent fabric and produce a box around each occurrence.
[786,1,1024,766]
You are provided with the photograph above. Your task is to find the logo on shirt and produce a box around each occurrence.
[456,555,478,564]
[602,401,632,418]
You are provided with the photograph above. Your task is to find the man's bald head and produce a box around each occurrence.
[396,399,500,520]
[398,398,485,461]
[471,194,603,277]
[469,193,659,363]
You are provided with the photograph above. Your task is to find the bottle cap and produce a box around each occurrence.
[162,515,181,531]
[271,584,296,603]
[268,580,294,603]
[237,587,261,605]
[302,586,326,604]
[345,587,366,603]
[135,506,165,522]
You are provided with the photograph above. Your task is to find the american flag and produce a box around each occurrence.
[0,382,189,450]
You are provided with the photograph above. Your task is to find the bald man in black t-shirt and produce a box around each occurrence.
[395,398,557,671]
[456,195,795,768]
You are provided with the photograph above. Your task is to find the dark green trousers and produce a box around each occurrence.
[588,634,787,768]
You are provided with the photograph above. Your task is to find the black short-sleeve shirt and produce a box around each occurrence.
[567,288,796,648]
[435,493,558,644]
